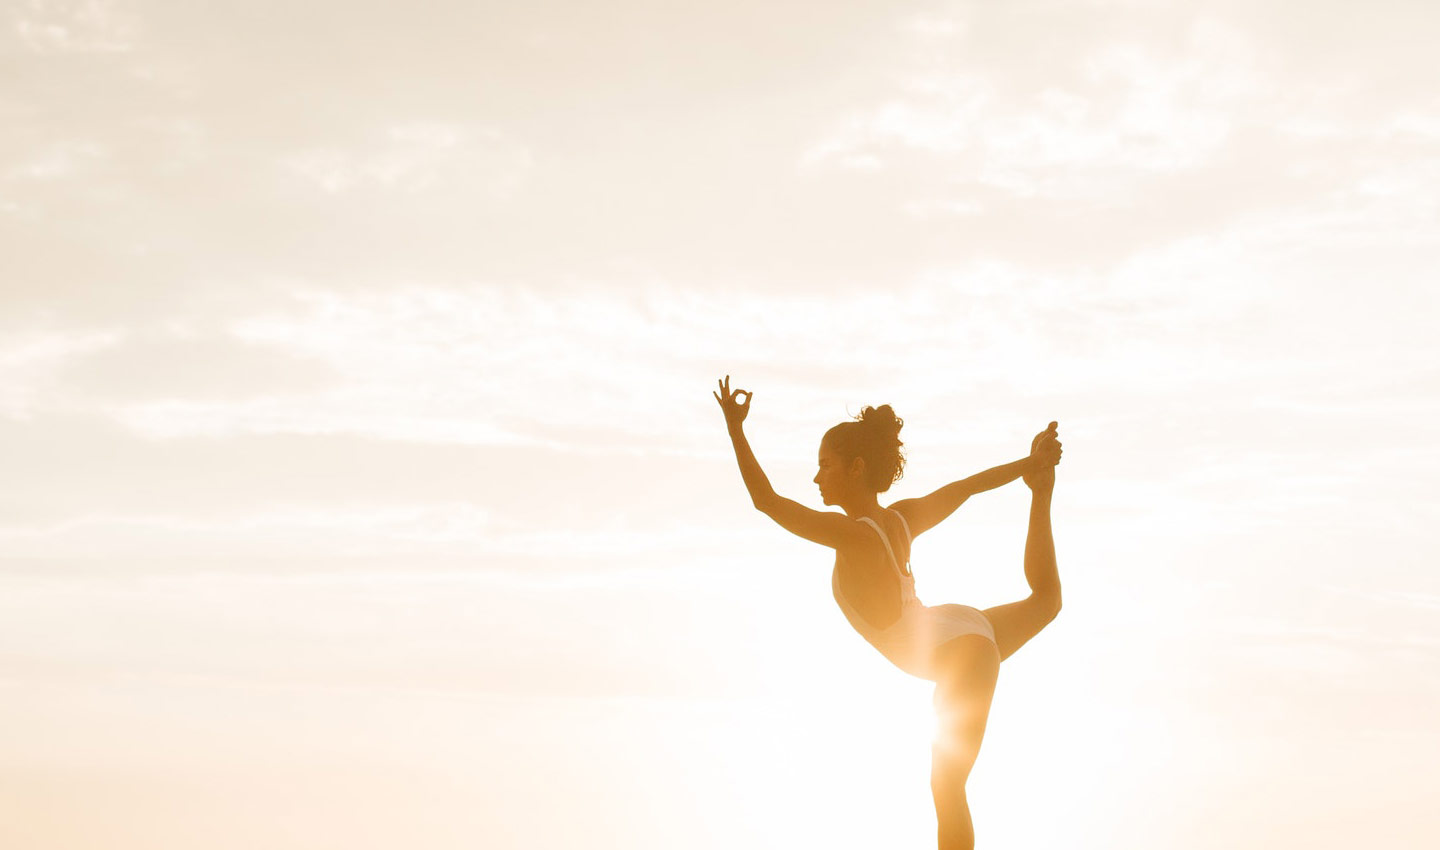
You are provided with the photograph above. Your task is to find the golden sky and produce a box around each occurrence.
[3,1,1439,848]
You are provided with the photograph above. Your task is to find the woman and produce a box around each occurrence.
[713,375,1063,850]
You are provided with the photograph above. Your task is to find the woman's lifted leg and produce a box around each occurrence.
[983,424,1062,662]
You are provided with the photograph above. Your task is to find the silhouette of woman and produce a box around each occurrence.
[713,375,1063,850]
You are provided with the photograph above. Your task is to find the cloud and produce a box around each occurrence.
[0,563,781,697]
[0,506,739,570]
[0,328,121,417]
[0,405,757,568]
[281,123,531,198]
[1334,587,1440,613]
[53,330,338,402]
[803,17,1264,189]
[10,250,1416,483]
[0,503,491,560]
[3,138,109,181]
[790,2,1440,280]
[9,0,140,54]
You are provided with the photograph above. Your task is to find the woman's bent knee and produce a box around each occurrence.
[1034,590,1061,625]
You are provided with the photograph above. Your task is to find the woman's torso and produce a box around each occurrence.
[831,509,916,631]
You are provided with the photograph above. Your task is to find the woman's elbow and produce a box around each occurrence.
[750,492,779,515]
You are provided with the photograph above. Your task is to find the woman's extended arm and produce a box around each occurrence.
[891,422,1061,537]
[714,376,866,550]
[725,419,779,510]
[889,457,1031,536]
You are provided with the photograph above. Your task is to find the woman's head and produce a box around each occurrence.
[815,405,906,501]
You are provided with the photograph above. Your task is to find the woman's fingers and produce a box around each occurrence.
[718,376,750,401]
[1032,420,1060,448]
[1026,421,1063,466]
[714,377,751,417]
[1031,432,1063,464]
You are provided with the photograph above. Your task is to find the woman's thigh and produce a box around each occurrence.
[981,598,1057,662]
[930,635,1000,756]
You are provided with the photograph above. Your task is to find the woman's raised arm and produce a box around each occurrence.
[890,422,1061,537]
[714,376,867,550]
[714,375,774,508]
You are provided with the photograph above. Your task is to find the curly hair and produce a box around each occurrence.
[823,404,906,492]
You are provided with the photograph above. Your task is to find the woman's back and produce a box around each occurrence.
[831,510,914,632]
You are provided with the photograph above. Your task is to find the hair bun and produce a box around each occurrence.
[859,404,904,443]
[828,404,907,492]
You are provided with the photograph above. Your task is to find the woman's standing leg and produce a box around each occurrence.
[930,635,1000,850]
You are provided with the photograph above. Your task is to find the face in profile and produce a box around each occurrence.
[814,437,863,506]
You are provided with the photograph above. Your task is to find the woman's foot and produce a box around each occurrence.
[1023,422,1061,491]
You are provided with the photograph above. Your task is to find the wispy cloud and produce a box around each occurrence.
[10,0,140,54]
[0,328,121,417]
[803,18,1264,191]
[281,123,531,198]
[54,330,337,402]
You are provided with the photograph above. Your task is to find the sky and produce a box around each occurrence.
[2,0,1439,847]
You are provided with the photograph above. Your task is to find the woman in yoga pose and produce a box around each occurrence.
[713,375,1063,850]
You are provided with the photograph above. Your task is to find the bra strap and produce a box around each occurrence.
[857,516,903,573]
[852,515,910,576]
[892,509,912,545]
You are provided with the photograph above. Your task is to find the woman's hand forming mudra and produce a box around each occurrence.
[713,375,752,432]
[1024,421,1062,492]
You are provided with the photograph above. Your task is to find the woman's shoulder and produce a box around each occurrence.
[883,504,915,540]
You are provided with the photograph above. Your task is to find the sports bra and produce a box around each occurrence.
[832,510,919,630]
[857,511,912,577]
